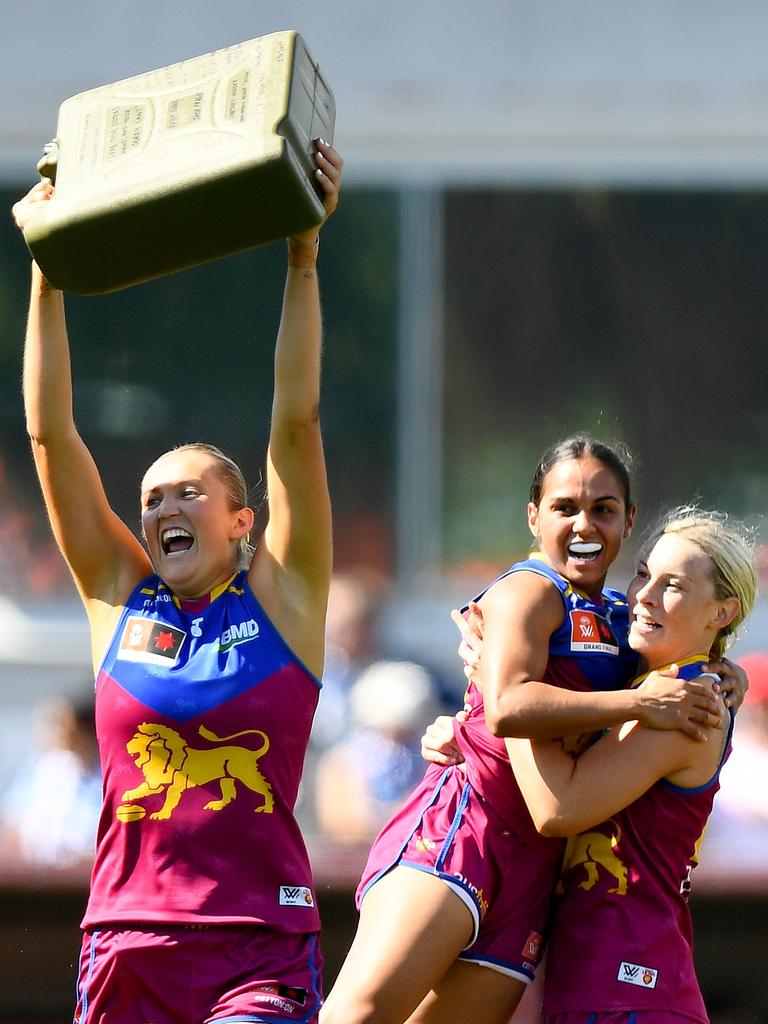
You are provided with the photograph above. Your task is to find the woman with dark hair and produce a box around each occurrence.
[321,436,739,1024]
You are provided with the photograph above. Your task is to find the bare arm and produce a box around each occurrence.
[314,745,376,843]
[450,577,720,745]
[249,143,342,677]
[506,693,728,836]
[15,185,150,633]
[475,574,719,741]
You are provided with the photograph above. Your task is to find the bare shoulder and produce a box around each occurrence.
[246,545,326,678]
[477,566,566,692]
[480,566,564,629]
[602,705,729,788]
[663,701,731,788]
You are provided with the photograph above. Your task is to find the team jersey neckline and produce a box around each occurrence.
[528,550,618,606]
[153,572,240,613]
[632,653,711,688]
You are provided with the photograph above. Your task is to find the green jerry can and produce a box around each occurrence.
[23,31,335,294]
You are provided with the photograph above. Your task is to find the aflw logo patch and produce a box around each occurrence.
[618,960,658,989]
[279,885,314,907]
[570,610,619,655]
[117,616,186,665]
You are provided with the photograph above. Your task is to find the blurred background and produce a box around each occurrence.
[1,1,767,1021]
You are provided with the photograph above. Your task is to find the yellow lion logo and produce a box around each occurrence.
[559,818,628,895]
[119,722,273,821]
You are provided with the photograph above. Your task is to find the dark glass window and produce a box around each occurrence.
[0,186,399,597]
[443,189,768,573]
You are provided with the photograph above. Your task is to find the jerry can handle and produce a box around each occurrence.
[37,139,59,184]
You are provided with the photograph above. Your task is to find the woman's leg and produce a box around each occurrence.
[406,960,528,1024]
[320,867,474,1024]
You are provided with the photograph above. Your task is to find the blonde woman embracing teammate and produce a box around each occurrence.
[321,437,744,1024]
[450,508,756,1023]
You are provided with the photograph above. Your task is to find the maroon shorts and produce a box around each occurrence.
[357,765,563,982]
[74,924,323,1024]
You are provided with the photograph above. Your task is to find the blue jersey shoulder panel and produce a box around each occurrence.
[465,557,636,692]
[99,571,319,722]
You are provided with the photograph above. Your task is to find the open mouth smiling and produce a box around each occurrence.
[161,527,194,555]
[632,614,661,633]
[568,542,603,561]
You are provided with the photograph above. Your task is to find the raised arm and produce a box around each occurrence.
[14,184,151,631]
[248,143,343,676]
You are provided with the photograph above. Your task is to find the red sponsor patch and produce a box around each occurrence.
[572,610,599,642]
[522,931,543,963]
[154,630,177,652]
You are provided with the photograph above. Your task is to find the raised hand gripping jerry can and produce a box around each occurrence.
[23,31,335,294]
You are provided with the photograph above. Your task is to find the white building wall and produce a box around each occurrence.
[3,0,768,185]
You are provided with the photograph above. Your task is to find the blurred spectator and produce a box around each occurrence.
[314,660,442,843]
[702,651,768,868]
[0,693,101,869]
[0,451,70,598]
[311,570,386,750]
[755,544,768,591]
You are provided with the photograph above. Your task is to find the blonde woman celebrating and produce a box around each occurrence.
[507,509,756,1023]
[13,141,343,1024]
